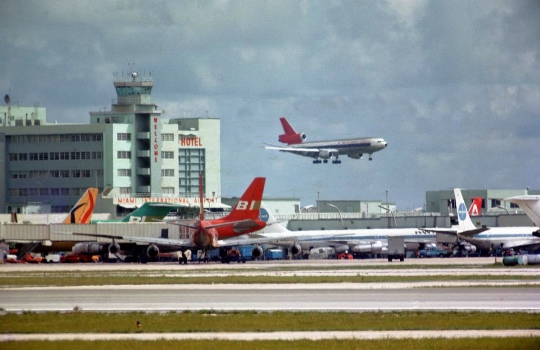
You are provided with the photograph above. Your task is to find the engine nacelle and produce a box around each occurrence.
[72,243,103,255]
[289,243,302,256]
[347,153,363,159]
[108,242,121,255]
[147,244,159,258]
[333,245,351,254]
[251,245,263,259]
[279,132,306,145]
[318,150,334,159]
[460,243,477,254]
[350,241,383,254]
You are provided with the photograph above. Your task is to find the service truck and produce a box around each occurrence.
[386,236,405,262]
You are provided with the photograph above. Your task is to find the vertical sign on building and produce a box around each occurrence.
[153,117,159,162]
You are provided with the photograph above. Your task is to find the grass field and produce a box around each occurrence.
[2,311,539,333]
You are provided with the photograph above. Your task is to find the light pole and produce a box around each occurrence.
[317,190,320,220]
[325,202,345,229]
[378,205,397,228]
[385,189,388,206]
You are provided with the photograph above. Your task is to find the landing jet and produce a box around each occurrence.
[265,117,387,164]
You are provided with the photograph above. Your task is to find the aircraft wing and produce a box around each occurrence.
[265,144,329,158]
[54,231,193,247]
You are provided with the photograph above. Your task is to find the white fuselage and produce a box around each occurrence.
[290,137,387,157]
[459,227,540,251]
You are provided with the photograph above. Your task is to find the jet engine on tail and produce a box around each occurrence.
[278,117,306,144]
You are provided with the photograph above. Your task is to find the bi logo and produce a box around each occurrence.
[259,207,269,222]
[458,203,467,221]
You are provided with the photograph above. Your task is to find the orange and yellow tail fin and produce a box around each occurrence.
[63,188,98,224]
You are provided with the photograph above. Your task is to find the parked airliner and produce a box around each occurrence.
[453,189,540,253]
[506,195,540,229]
[265,117,387,164]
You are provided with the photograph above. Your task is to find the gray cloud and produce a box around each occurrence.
[1,0,538,208]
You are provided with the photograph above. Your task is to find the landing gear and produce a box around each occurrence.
[313,159,322,164]
[369,156,373,161]
[332,159,341,164]
[323,159,328,164]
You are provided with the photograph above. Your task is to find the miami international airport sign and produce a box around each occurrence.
[114,196,226,208]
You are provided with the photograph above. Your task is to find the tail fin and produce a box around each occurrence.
[468,197,483,216]
[278,117,306,144]
[63,188,98,224]
[454,188,478,232]
[258,202,290,234]
[223,178,266,222]
[121,203,182,223]
[280,117,297,135]
[506,195,540,227]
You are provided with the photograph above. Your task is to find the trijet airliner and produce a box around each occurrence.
[265,117,387,164]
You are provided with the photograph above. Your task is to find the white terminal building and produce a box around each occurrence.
[0,72,222,217]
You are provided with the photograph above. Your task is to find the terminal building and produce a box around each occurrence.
[0,72,221,217]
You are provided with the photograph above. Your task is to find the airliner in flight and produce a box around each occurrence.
[265,117,387,164]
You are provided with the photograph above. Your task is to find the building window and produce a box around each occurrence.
[71,152,81,160]
[18,153,28,161]
[50,170,60,178]
[95,169,103,177]
[92,151,102,159]
[117,151,131,159]
[50,152,60,160]
[162,133,174,141]
[119,187,132,194]
[40,188,49,196]
[19,188,28,196]
[51,188,60,196]
[29,188,39,196]
[491,199,501,207]
[161,151,174,159]
[39,153,48,160]
[117,133,131,141]
[72,188,81,196]
[80,152,91,159]
[161,169,174,177]
[60,152,70,160]
[71,170,81,178]
[161,187,175,194]
[118,169,132,176]
[60,188,70,196]
[510,203,519,209]
[30,153,39,161]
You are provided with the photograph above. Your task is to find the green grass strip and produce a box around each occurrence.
[1,338,540,349]
[1,311,539,333]
[1,274,539,287]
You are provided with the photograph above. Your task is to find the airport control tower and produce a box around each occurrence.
[90,70,178,197]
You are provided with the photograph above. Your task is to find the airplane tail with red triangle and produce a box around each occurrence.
[468,197,483,216]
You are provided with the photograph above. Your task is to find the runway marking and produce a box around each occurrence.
[2,330,540,341]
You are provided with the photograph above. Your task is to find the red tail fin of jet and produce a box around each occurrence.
[278,117,307,145]
[222,177,266,222]
[63,188,99,224]
[469,197,483,216]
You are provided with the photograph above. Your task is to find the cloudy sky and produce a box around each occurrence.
[1,0,539,209]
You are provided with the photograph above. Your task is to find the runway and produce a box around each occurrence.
[2,284,539,312]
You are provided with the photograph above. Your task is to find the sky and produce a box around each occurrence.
[1,0,539,210]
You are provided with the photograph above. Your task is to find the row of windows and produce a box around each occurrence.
[118,169,132,176]
[9,134,103,143]
[117,133,131,141]
[9,188,102,197]
[117,151,132,159]
[162,151,174,159]
[162,133,174,141]
[10,188,70,196]
[161,169,174,177]
[9,152,103,161]
[10,170,103,179]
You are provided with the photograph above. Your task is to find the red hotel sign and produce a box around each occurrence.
[180,136,203,147]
